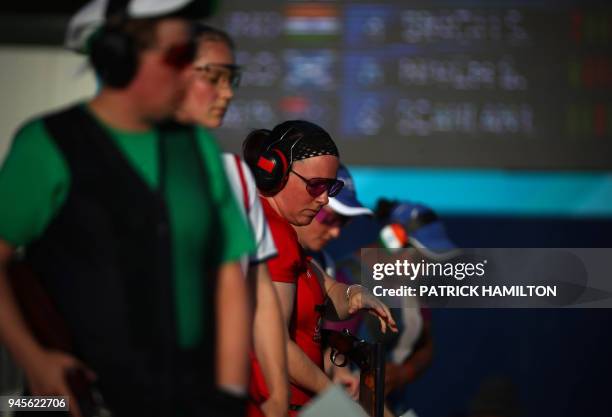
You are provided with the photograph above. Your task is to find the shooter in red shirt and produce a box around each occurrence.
[242,120,398,416]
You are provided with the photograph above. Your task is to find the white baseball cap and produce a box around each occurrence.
[65,0,207,53]
[328,164,373,217]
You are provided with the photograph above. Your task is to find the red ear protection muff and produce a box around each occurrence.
[257,149,287,175]
[252,128,301,196]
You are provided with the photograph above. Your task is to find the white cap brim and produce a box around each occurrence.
[328,198,373,217]
[65,0,195,52]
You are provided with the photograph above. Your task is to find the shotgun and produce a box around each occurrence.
[6,260,110,417]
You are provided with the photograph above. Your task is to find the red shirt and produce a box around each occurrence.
[248,198,325,413]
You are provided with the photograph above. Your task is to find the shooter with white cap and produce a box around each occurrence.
[0,1,256,416]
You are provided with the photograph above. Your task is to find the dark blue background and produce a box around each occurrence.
[327,215,612,417]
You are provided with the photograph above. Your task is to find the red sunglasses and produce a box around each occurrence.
[290,169,344,198]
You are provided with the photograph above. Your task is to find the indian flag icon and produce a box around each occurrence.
[284,3,341,41]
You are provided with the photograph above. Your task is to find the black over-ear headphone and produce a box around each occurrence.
[250,127,303,196]
[89,0,138,89]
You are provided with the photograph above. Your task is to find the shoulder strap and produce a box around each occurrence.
[234,154,250,213]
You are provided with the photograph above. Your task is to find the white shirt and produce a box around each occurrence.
[222,153,277,274]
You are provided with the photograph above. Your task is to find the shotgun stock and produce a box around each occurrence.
[6,260,110,416]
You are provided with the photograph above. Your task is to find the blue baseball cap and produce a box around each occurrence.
[389,202,460,261]
[328,165,373,217]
